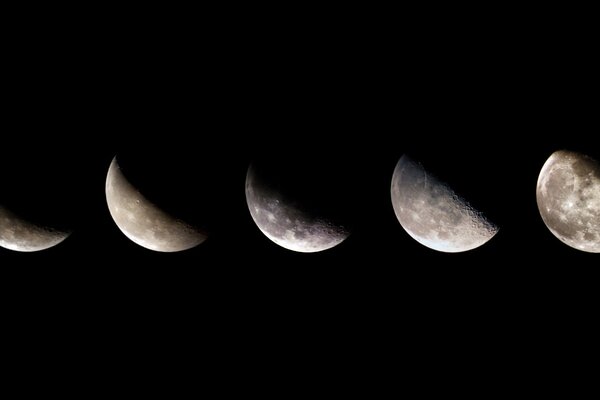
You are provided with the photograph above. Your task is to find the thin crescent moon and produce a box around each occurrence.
[391,154,499,253]
[105,156,207,252]
[0,205,70,252]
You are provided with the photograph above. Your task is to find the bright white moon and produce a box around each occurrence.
[536,150,600,253]
[105,156,207,252]
[390,154,499,253]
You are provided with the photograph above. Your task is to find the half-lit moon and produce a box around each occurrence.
[390,154,499,253]
[0,205,70,252]
[105,156,207,252]
[536,150,600,253]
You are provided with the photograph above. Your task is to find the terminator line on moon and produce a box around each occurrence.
[105,156,207,252]
[245,163,350,253]
[0,205,70,252]
[536,150,600,253]
[390,154,499,253]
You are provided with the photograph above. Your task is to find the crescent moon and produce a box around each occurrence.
[536,150,600,253]
[105,156,207,252]
[0,205,70,252]
[390,154,499,253]
[245,163,350,253]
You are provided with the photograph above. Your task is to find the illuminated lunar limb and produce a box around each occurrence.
[105,156,207,252]
[536,150,600,253]
[390,154,498,253]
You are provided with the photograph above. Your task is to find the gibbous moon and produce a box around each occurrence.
[105,156,207,252]
[390,154,499,253]
[0,205,70,252]
[536,150,600,253]
[245,163,350,253]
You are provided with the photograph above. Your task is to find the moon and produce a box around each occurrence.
[105,156,207,252]
[536,150,600,253]
[0,205,70,252]
[390,154,499,253]
[245,163,350,253]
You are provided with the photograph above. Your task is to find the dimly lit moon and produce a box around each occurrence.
[105,156,207,252]
[245,163,350,253]
[0,205,70,252]
[536,150,600,253]
[390,154,499,253]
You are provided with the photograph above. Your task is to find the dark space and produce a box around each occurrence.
[1,13,599,373]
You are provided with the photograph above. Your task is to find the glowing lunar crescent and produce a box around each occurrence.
[105,156,207,252]
[0,205,70,252]
[536,150,600,253]
[390,154,499,253]
[245,163,350,253]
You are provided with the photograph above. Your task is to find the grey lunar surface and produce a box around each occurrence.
[245,164,350,253]
[105,156,207,252]
[390,154,498,253]
[536,150,600,253]
[0,205,70,252]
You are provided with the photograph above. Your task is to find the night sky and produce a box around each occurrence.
[2,13,599,364]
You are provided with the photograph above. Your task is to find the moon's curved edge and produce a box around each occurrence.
[105,156,207,252]
[390,154,499,253]
[0,205,71,252]
[536,150,600,253]
[245,163,350,253]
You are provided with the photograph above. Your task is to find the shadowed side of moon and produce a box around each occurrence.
[390,154,499,253]
[536,150,600,253]
[105,156,207,252]
[0,205,70,252]
[245,162,351,253]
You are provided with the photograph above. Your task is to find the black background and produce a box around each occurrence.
[2,8,599,377]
